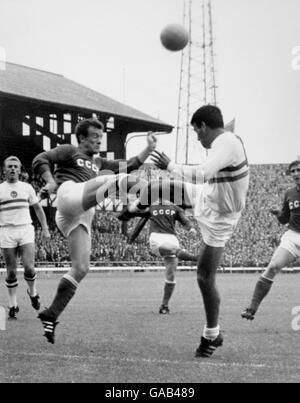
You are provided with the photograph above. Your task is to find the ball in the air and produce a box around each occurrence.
[160,23,189,51]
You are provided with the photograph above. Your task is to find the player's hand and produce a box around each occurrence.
[147,132,157,151]
[39,181,57,200]
[269,206,280,215]
[41,227,51,244]
[151,150,171,170]
[188,228,197,238]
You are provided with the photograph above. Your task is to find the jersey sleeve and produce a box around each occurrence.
[277,192,290,224]
[168,135,236,184]
[27,184,39,206]
[99,156,143,174]
[32,144,76,177]
[176,206,193,229]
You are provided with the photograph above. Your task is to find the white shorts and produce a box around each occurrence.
[55,181,95,238]
[279,230,300,258]
[0,224,34,248]
[149,233,180,257]
[185,183,240,248]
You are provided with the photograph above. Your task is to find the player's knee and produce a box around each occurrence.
[268,260,283,275]
[23,264,35,275]
[24,270,36,282]
[6,271,17,284]
[71,263,89,281]
[197,269,214,287]
[159,245,176,257]
[166,272,175,282]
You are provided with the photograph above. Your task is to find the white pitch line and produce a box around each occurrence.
[1,350,299,371]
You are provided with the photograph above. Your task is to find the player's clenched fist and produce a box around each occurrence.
[147,132,158,151]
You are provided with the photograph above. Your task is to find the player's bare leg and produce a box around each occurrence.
[159,243,198,263]
[242,247,295,320]
[82,173,147,211]
[39,225,91,343]
[19,243,40,311]
[2,248,19,320]
[195,243,224,358]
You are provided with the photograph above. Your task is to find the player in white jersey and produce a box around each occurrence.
[0,156,50,319]
[119,105,249,357]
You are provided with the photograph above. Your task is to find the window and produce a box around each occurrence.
[22,122,30,136]
[50,114,57,134]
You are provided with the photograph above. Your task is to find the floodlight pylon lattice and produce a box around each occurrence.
[175,0,217,164]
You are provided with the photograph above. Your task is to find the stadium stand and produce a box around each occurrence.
[0,163,296,268]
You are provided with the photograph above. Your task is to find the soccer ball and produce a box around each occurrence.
[160,23,189,52]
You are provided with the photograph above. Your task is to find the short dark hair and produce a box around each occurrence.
[288,159,300,174]
[75,118,104,143]
[190,105,224,129]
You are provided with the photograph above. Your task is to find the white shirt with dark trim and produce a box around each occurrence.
[168,131,249,214]
[0,181,38,226]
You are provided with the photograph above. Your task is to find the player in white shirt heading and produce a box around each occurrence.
[0,156,50,319]
[119,105,249,357]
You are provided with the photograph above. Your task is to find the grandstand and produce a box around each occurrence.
[0,62,173,173]
[0,163,297,270]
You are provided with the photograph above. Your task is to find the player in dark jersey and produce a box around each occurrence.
[132,200,198,314]
[32,117,156,343]
[242,160,300,320]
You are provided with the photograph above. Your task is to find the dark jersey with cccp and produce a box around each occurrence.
[148,204,192,236]
[277,186,300,233]
[32,144,142,187]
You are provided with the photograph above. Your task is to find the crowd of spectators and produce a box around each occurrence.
[0,163,297,267]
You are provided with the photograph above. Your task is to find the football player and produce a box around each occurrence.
[0,156,50,319]
[127,199,198,314]
[242,160,300,320]
[32,118,156,343]
[118,105,249,357]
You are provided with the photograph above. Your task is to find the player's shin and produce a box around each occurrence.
[24,272,37,297]
[247,275,274,313]
[162,280,176,307]
[44,274,78,321]
[5,279,18,308]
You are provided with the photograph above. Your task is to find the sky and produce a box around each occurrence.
[0,0,300,164]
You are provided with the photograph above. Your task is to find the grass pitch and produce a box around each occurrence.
[0,272,299,383]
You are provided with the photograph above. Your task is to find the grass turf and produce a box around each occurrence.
[0,272,299,383]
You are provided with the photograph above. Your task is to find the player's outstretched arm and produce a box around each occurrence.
[136,132,157,163]
[99,132,157,174]
[151,140,234,184]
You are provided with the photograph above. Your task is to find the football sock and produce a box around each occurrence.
[45,274,78,321]
[203,324,220,340]
[249,275,274,313]
[162,280,176,307]
[24,273,37,297]
[6,279,18,308]
[176,249,199,262]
